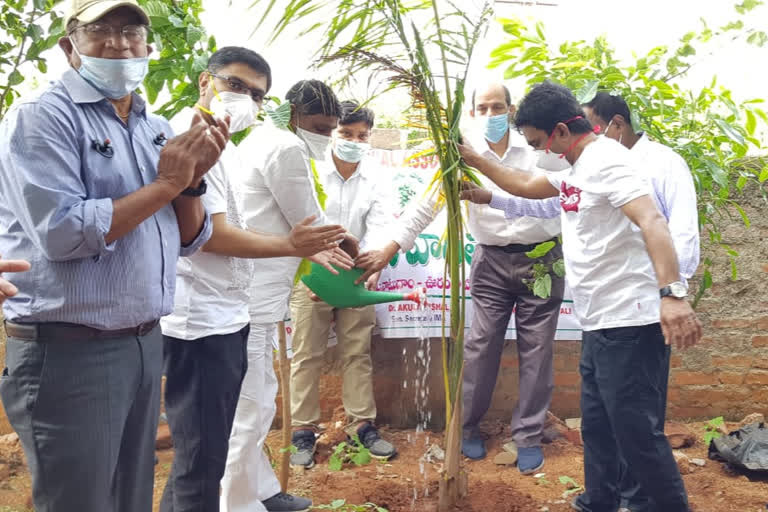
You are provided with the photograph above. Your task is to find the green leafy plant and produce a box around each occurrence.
[523,240,565,298]
[488,1,768,304]
[313,499,388,512]
[138,0,216,119]
[0,0,66,120]
[328,435,372,471]
[558,475,585,497]
[703,416,726,445]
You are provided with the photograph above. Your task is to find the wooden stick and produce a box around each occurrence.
[277,320,292,492]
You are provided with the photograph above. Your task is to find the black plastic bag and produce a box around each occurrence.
[708,422,768,472]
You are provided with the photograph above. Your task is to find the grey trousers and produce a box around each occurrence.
[0,325,163,512]
[462,243,564,447]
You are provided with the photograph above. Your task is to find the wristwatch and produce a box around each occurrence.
[660,281,688,299]
[180,179,207,197]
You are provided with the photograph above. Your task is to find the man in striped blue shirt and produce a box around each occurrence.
[0,1,228,510]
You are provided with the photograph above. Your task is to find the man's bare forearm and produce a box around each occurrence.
[107,181,180,244]
[203,222,296,258]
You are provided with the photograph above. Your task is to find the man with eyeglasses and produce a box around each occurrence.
[160,47,347,512]
[0,1,228,511]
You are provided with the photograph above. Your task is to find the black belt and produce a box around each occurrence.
[495,237,559,254]
[4,320,160,342]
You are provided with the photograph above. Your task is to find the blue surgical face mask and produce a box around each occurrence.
[333,138,370,163]
[479,113,510,143]
[71,39,149,99]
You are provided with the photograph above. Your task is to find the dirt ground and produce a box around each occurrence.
[0,416,766,512]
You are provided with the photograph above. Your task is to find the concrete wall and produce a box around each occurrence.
[275,184,768,428]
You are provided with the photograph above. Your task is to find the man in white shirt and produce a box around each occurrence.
[458,81,701,512]
[221,79,352,512]
[583,92,700,512]
[289,101,396,468]
[355,83,564,473]
[0,256,29,304]
[161,48,348,512]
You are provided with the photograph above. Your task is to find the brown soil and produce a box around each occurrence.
[0,419,765,512]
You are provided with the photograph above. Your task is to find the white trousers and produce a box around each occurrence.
[220,322,281,512]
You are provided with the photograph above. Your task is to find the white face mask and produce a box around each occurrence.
[297,127,332,161]
[333,138,370,163]
[534,149,571,172]
[209,91,259,133]
[71,39,148,99]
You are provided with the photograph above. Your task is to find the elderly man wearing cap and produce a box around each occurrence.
[0,0,228,510]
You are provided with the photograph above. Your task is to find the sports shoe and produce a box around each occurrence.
[289,429,316,469]
[356,422,396,459]
[461,437,487,460]
[518,446,544,475]
[262,492,312,512]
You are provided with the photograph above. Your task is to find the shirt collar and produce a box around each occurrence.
[61,68,147,116]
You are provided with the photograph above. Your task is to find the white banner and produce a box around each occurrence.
[367,148,583,341]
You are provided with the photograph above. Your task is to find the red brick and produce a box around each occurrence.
[711,318,754,329]
[500,356,519,368]
[668,405,711,420]
[672,371,715,386]
[762,263,768,273]
[711,355,753,369]
[717,372,745,385]
[758,316,768,330]
[670,355,683,369]
[745,370,768,385]
[554,371,581,387]
[753,358,768,370]
[753,335,768,348]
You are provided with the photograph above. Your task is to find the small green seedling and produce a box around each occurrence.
[313,499,388,511]
[703,416,725,445]
[558,475,585,497]
[328,435,372,471]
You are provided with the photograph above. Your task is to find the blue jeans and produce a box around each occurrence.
[576,323,689,512]
[160,325,249,512]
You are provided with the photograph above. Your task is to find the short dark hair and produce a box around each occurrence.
[285,79,341,118]
[471,85,512,110]
[339,100,375,128]
[583,91,632,125]
[208,46,272,92]
[514,81,593,135]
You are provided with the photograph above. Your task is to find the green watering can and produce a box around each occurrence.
[300,262,426,309]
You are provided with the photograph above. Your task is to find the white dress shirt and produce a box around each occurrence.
[391,130,561,251]
[490,133,700,280]
[161,110,251,340]
[317,156,392,251]
[235,121,328,323]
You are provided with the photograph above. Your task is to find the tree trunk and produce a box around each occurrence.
[438,392,467,510]
[277,321,292,492]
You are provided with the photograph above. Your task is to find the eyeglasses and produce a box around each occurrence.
[208,72,266,106]
[71,23,149,43]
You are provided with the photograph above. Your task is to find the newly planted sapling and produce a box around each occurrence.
[313,500,388,512]
[703,416,726,445]
[328,435,372,471]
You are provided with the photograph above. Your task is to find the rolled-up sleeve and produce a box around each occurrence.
[179,210,212,257]
[0,102,116,261]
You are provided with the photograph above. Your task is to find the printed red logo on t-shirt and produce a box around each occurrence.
[560,182,582,212]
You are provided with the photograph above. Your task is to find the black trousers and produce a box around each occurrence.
[160,325,249,512]
[575,323,689,512]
